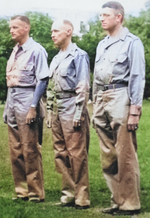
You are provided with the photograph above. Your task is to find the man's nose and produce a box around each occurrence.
[99,14,104,21]
[51,32,55,38]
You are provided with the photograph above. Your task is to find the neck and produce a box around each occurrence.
[60,38,72,51]
[108,25,123,37]
[18,35,30,46]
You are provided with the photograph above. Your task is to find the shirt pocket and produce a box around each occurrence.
[18,64,35,84]
[6,64,12,72]
[116,54,127,63]
[60,69,68,77]
[108,56,117,63]
[95,54,101,63]
[112,54,128,76]
[59,68,75,90]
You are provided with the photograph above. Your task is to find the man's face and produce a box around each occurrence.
[99,7,120,32]
[9,19,28,42]
[51,21,68,48]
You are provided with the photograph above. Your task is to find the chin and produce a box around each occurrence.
[12,36,17,40]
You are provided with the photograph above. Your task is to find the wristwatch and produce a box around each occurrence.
[31,104,36,108]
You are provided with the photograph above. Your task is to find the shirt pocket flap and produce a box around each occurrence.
[6,64,12,72]
[60,69,67,77]
[108,56,117,63]
[116,54,127,63]
[19,64,34,71]
[95,55,101,63]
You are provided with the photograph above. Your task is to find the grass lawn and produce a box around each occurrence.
[0,100,150,218]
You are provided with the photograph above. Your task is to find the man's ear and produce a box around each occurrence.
[117,13,122,23]
[24,24,30,33]
[66,28,72,36]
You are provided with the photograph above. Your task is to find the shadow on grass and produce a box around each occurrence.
[45,189,61,203]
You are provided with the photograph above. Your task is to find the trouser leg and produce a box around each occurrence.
[52,113,75,203]
[8,125,28,198]
[52,111,90,206]
[98,123,140,210]
[8,113,45,200]
[93,88,140,210]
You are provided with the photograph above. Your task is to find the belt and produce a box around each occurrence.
[10,86,35,93]
[98,83,128,91]
[56,92,76,99]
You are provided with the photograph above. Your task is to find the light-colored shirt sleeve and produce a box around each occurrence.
[128,38,145,114]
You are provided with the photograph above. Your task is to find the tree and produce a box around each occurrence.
[74,18,106,72]
[0,12,58,102]
[25,12,58,64]
[0,9,150,102]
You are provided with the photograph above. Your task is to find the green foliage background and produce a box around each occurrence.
[0,7,150,102]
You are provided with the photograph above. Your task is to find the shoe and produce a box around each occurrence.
[29,197,45,203]
[61,202,75,207]
[60,195,75,207]
[75,204,90,210]
[113,209,140,216]
[12,197,29,201]
[102,207,119,214]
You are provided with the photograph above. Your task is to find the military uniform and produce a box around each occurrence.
[93,27,145,210]
[4,37,49,200]
[47,43,90,207]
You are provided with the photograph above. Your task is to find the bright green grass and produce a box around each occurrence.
[0,100,150,218]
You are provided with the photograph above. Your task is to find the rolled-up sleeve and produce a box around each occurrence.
[35,47,49,81]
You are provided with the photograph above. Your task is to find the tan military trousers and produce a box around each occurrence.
[52,109,90,206]
[8,118,45,200]
[93,87,140,210]
[6,88,45,200]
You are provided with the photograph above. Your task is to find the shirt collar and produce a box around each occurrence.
[13,37,33,52]
[119,27,129,40]
[106,27,129,41]
[59,42,77,57]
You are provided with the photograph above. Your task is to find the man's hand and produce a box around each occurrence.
[127,114,139,131]
[46,109,53,128]
[26,107,37,124]
[73,119,81,128]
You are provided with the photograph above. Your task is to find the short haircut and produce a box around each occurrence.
[63,20,74,31]
[11,15,30,26]
[102,1,124,22]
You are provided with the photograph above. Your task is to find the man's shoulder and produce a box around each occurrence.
[74,44,88,57]
[127,31,139,41]
[26,38,47,55]
[31,40,46,52]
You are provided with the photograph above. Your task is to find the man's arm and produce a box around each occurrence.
[127,38,145,131]
[46,78,55,128]
[73,53,90,128]
[26,77,49,124]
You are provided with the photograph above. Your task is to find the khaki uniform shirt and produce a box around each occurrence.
[93,27,145,113]
[47,43,90,120]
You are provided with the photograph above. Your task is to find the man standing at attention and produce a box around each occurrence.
[92,1,145,216]
[3,15,49,202]
[47,19,90,209]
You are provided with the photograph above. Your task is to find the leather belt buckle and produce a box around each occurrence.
[11,88,16,93]
[103,85,109,91]
[56,94,61,99]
